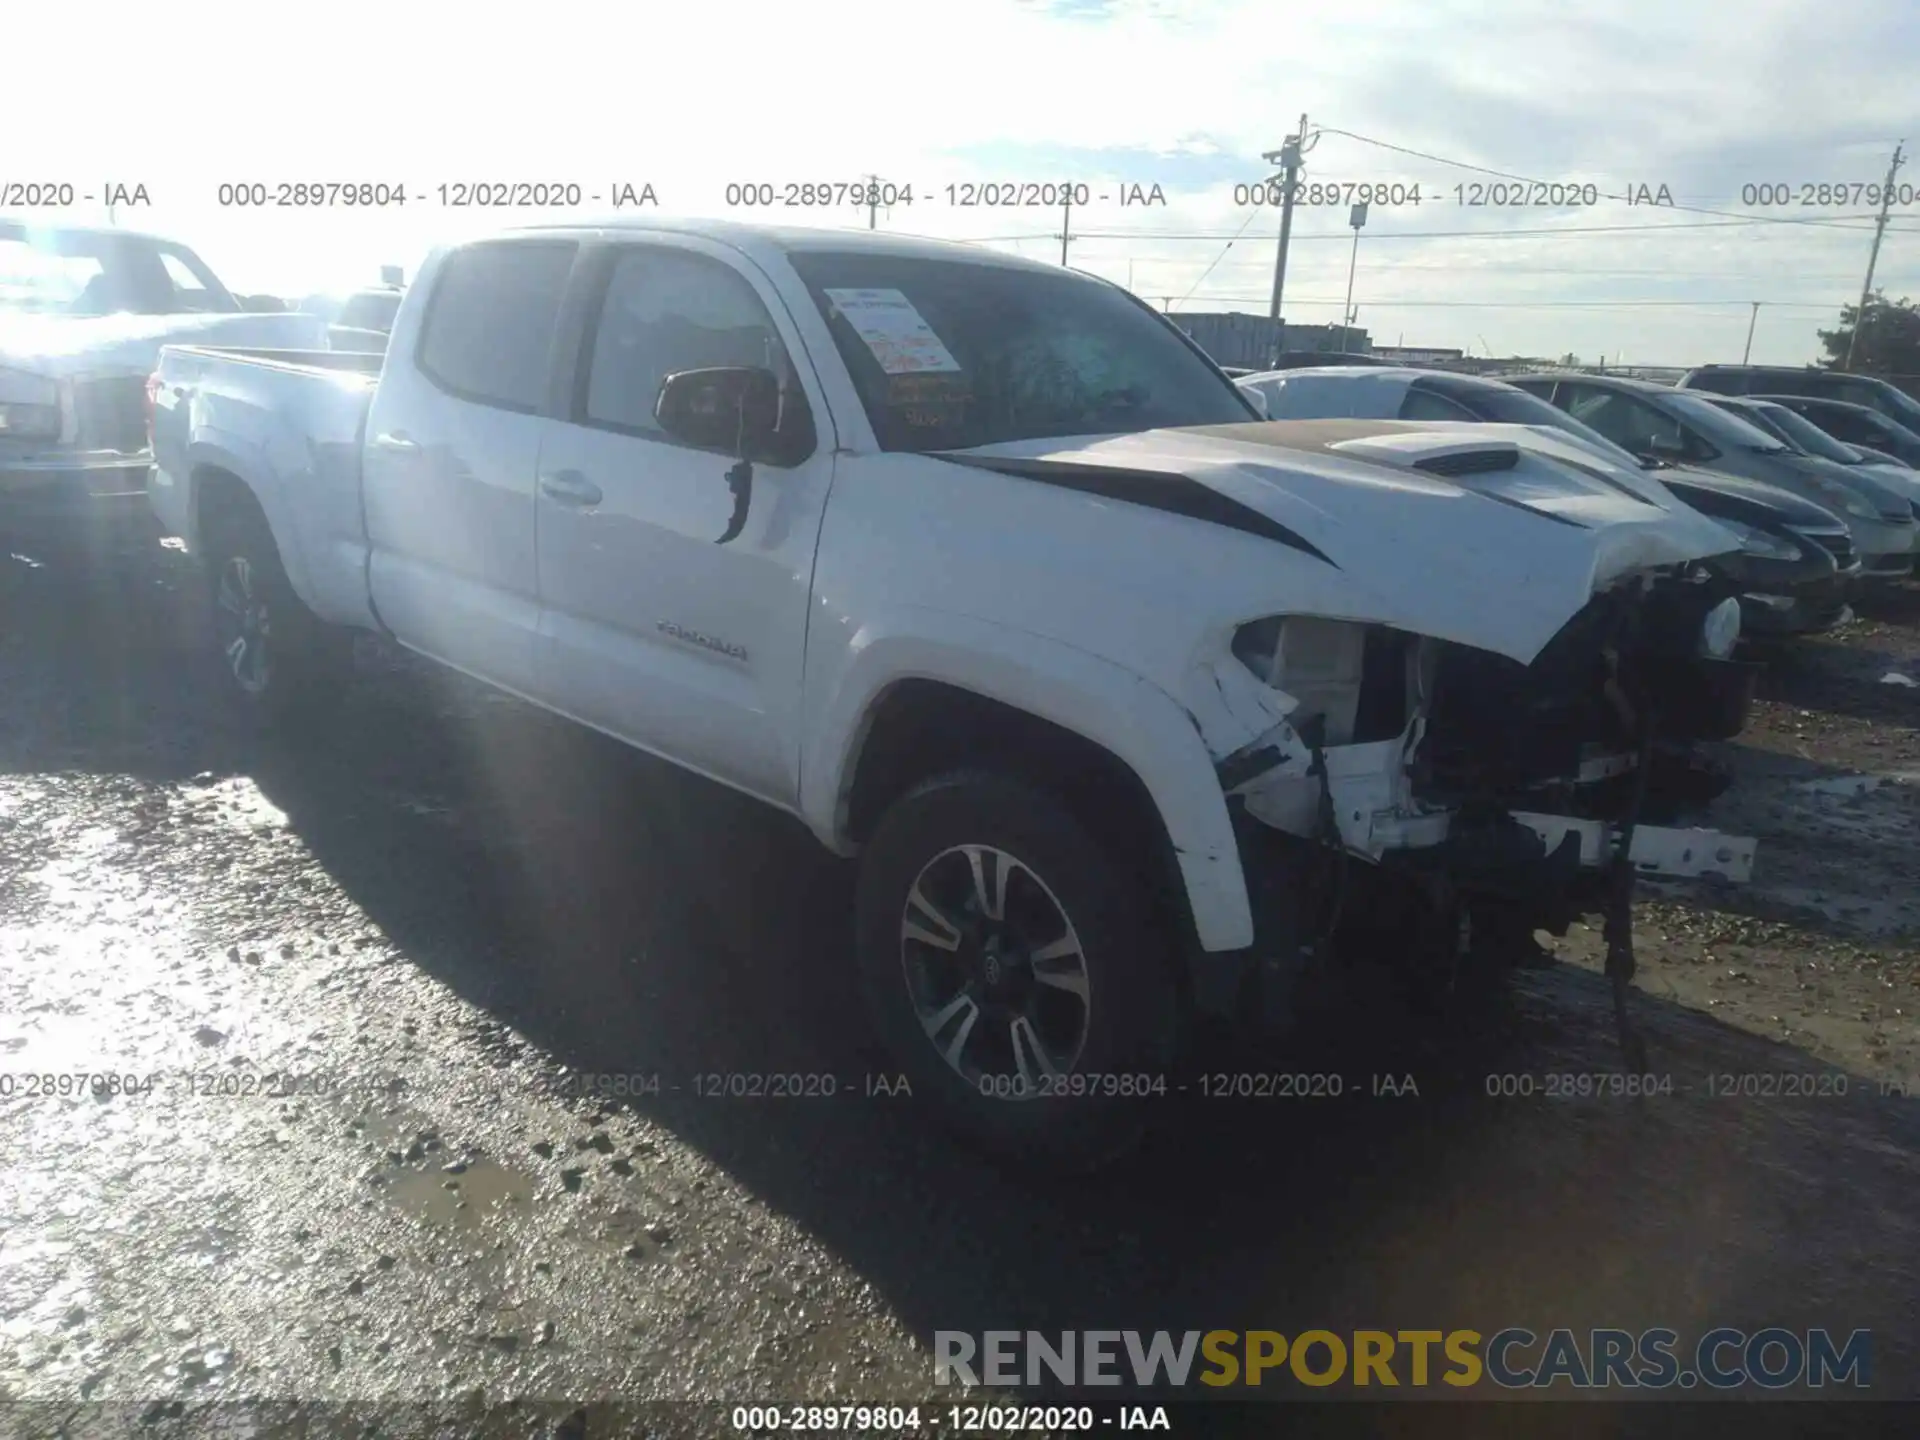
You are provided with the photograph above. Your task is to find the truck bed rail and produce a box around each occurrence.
[161,345,384,375]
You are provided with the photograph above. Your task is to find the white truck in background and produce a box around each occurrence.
[1,219,325,530]
[149,219,1758,1167]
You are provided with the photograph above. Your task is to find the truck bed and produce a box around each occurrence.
[148,343,384,632]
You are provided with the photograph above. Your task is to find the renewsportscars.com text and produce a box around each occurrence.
[934,1328,1871,1391]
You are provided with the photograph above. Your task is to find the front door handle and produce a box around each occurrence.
[373,431,419,454]
[539,469,603,507]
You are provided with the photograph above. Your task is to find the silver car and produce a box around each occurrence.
[1701,394,1920,510]
[1502,372,1916,580]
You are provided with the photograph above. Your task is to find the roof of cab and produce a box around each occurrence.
[498,215,1077,274]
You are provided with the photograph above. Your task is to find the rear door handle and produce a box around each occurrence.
[539,469,603,507]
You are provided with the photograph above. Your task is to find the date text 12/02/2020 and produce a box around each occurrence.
[730,1404,1174,1433]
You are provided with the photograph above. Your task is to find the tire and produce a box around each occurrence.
[201,502,350,729]
[854,771,1180,1171]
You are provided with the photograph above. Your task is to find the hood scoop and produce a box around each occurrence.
[1327,432,1523,473]
[1413,447,1520,478]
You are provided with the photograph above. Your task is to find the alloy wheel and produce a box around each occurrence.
[898,843,1092,1094]
[213,556,273,696]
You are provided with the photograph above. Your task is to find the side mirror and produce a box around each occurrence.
[655,366,783,460]
[239,294,288,313]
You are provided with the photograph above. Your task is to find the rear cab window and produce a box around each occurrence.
[418,240,579,412]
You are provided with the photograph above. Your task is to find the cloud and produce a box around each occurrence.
[11,0,1913,362]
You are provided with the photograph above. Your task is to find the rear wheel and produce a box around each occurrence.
[854,771,1180,1171]
[202,504,350,728]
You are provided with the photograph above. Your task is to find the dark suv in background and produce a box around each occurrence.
[1679,364,1920,435]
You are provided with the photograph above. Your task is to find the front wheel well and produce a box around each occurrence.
[841,680,1198,948]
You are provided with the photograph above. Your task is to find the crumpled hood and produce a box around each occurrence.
[0,310,328,378]
[956,419,1743,663]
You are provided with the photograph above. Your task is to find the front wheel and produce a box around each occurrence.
[854,772,1180,1170]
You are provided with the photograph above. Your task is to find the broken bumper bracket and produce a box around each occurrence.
[1508,813,1756,884]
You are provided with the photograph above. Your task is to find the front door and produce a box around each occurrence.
[533,239,837,807]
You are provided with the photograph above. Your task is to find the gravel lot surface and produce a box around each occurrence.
[3,521,1917,1432]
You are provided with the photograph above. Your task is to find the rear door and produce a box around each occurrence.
[363,238,578,694]
[530,237,837,807]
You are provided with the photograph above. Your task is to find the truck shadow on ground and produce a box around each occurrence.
[8,531,1920,1398]
[232,662,1920,1391]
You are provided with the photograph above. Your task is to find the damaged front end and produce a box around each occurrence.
[1207,565,1759,1061]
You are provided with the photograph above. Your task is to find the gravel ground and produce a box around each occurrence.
[2,520,1918,1427]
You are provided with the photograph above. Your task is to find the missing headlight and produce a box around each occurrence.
[1231,617,1415,746]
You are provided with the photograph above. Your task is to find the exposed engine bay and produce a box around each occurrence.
[1212,563,1760,1061]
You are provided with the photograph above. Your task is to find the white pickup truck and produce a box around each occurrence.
[1,219,326,529]
[149,219,1759,1166]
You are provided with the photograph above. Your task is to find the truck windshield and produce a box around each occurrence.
[785,250,1255,451]
[0,225,238,316]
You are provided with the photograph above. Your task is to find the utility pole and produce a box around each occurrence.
[1263,113,1310,364]
[866,174,883,230]
[1742,301,1761,364]
[1058,192,1073,265]
[1845,140,1906,371]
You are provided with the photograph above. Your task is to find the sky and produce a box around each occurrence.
[7,0,1917,366]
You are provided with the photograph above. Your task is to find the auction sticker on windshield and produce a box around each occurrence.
[823,287,962,374]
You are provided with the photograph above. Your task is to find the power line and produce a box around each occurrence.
[1169,296,1843,310]
[1309,126,1886,232]
[1171,200,1265,310]
[1056,217,1880,242]
[1119,257,1914,279]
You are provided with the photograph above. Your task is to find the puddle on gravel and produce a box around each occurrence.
[385,1157,535,1230]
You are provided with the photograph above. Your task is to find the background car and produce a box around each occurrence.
[296,284,402,354]
[1847,442,1913,469]
[1699,394,1920,512]
[1679,363,1920,436]
[1755,393,1920,472]
[1257,351,1403,371]
[1239,366,1856,638]
[1502,372,1915,581]
[1,219,328,534]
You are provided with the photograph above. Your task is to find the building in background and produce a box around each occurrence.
[1372,345,1465,365]
[1169,311,1372,370]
